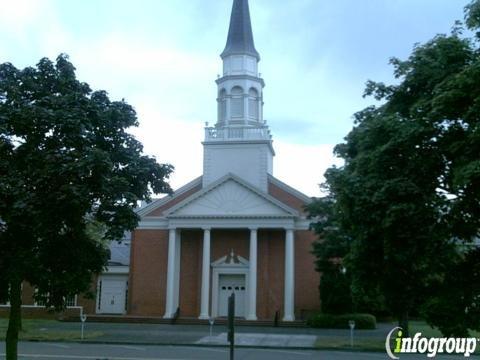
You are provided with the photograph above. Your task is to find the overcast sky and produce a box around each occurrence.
[0,0,471,196]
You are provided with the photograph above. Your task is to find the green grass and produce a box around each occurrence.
[0,319,103,341]
[314,337,386,351]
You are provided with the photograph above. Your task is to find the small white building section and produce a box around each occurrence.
[96,234,130,314]
[202,0,274,192]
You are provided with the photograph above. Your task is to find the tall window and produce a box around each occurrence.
[218,89,227,122]
[230,86,244,118]
[248,88,259,120]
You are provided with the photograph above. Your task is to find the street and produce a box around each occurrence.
[0,342,478,360]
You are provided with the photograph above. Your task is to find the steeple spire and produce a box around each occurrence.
[221,0,260,60]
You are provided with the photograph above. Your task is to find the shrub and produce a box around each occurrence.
[307,313,376,330]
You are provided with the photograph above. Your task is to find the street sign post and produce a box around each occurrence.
[228,292,235,360]
[80,312,87,340]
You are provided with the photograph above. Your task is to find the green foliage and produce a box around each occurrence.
[310,1,480,336]
[307,313,376,330]
[422,247,480,337]
[0,54,173,358]
[308,196,354,314]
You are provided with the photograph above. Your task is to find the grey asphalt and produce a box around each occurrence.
[0,342,477,359]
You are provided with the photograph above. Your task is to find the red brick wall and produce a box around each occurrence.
[268,181,306,213]
[295,230,321,317]
[179,230,203,317]
[129,229,168,316]
[211,229,249,261]
[257,230,285,320]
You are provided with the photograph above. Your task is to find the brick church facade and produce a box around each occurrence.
[124,0,320,322]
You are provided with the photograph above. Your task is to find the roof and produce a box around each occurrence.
[108,235,131,266]
[136,176,203,217]
[221,0,260,60]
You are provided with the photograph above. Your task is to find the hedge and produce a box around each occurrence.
[306,313,376,329]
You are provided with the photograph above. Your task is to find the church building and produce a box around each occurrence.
[125,0,320,322]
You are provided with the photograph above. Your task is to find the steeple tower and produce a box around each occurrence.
[202,0,274,192]
[215,0,265,127]
[221,0,260,60]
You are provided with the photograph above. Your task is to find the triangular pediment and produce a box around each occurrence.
[165,174,297,218]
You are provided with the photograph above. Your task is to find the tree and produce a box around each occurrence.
[308,196,386,315]
[311,0,480,336]
[308,196,354,314]
[0,54,173,359]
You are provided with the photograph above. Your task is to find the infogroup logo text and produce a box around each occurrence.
[385,327,478,359]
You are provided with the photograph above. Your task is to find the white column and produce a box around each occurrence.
[199,228,211,319]
[164,228,177,318]
[247,228,258,320]
[283,229,295,321]
[173,229,181,312]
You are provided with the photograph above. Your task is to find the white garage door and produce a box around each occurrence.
[218,274,246,318]
[97,275,128,314]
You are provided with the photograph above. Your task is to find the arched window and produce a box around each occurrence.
[230,86,244,118]
[218,89,227,122]
[248,88,259,120]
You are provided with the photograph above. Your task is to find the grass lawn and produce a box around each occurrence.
[0,319,103,341]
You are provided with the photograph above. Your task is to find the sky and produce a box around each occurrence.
[0,0,472,197]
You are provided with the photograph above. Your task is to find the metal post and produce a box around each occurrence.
[228,292,235,360]
[349,320,355,347]
[80,312,87,340]
[209,317,215,337]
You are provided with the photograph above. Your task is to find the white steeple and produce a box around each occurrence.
[202,0,274,192]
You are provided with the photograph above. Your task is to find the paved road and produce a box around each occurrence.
[0,342,478,359]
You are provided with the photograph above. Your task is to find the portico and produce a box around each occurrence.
[163,224,295,321]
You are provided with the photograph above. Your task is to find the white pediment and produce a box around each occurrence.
[165,175,297,218]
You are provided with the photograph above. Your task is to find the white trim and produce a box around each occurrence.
[268,174,313,204]
[105,266,129,274]
[137,217,168,229]
[138,217,311,231]
[137,176,203,217]
[294,218,312,230]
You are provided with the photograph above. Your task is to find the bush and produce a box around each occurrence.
[307,313,376,330]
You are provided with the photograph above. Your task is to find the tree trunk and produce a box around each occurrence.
[6,279,22,360]
[399,311,409,337]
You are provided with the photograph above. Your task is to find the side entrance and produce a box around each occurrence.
[96,274,128,314]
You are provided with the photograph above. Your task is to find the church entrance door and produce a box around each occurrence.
[218,274,246,317]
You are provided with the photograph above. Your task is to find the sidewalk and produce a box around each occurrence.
[32,320,394,349]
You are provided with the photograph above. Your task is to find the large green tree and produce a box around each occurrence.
[311,0,480,336]
[0,55,173,359]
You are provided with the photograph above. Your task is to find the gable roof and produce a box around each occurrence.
[165,173,299,218]
[137,176,203,217]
